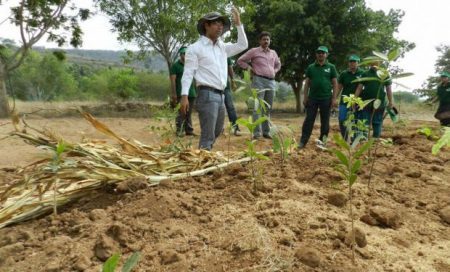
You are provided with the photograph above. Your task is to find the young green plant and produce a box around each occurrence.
[332,95,374,264]
[102,252,141,272]
[432,127,450,155]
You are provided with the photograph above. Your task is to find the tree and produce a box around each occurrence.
[414,45,450,101]
[97,0,252,72]
[0,0,89,117]
[246,0,414,112]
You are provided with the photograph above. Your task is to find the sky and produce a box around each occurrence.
[1,0,449,91]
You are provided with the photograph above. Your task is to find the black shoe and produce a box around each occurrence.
[263,134,272,139]
[185,131,197,136]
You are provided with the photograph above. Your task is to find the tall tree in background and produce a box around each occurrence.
[247,0,414,112]
[0,0,89,118]
[414,45,450,101]
[97,0,253,72]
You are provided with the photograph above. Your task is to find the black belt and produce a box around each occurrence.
[197,85,224,94]
[255,74,274,80]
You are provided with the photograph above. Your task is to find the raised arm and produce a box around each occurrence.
[225,7,248,57]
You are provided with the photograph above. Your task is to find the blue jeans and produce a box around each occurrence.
[338,104,351,139]
[252,76,276,137]
[356,108,384,138]
[196,88,225,150]
[224,87,238,127]
[299,98,331,145]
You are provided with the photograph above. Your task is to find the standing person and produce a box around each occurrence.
[298,46,338,149]
[434,71,450,126]
[169,46,196,136]
[180,7,248,150]
[224,57,241,136]
[337,55,364,139]
[237,31,281,139]
[354,62,395,138]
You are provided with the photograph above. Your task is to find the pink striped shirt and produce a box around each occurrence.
[237,47,281,79]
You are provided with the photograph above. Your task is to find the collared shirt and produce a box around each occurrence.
[169,60,196,97]
[305,61,338,100]
[338,68,364,104]
[437,82,450,106]
[237,46,281,79]
[181,25,248,95]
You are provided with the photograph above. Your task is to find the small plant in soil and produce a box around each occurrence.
[270,124,296,165]
[432,127,450,155]
[417,126,439,140]
[332,95,374,264]
[150,103,191,152]
[102,252,141,272]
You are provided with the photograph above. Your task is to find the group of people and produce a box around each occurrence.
[170,8,449,151]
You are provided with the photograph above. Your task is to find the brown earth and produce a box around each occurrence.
[0,111,449,272]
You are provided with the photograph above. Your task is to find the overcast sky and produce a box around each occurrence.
[1,0,449,90]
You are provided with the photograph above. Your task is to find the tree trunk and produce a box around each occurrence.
[291,78,304,113]
[0,64,11,118]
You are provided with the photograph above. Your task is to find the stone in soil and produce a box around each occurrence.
[439,206,450,224]
[295,245,321,268]
[94,235,119,262]
[369,206,402,229]
[345,227,367,248]
[327,191,347,207]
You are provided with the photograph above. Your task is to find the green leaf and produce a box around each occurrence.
[354,139,374,159]
[333,134,350,150]
[351,159,361,174]
[56,141,66,156]
[122,252,141,272]
[255,153,269,160]
[372,51,388,61]
[333,149,349,166]
[351,134,363,149]
[432,127,450,155]
[272,136,281,152]
[349,174,358,186]
[351,77,380,84]
[253,116,268,127]
[103,253,120,272]
[373,99,381,109]
[387,48,400,61]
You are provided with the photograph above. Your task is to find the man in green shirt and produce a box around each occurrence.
[354,62,394,138]
[337,55,364,139]
[298,46,338,149]
[434,71,450,126]
[169,47,197,136]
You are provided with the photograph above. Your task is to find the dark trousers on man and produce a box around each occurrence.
[176,96,195,135]
[224,86,238,127]
[299,98,331,146]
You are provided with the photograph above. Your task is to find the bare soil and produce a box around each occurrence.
[0,111,449,272]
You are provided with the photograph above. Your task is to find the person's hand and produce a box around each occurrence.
[231,6,241,26]
[180,95,189,115]
[170,94,177,108]
[331,97,338,108]
[387,102,394,109]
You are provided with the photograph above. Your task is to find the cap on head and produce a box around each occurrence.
[316,46,328,53]
[348,55,360,62]
[178,47,187,54]
[197,12,231,36]
[440,71,450,78]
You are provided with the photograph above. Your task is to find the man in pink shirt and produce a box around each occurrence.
[237,31,281,139]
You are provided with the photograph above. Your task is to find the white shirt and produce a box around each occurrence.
[181,24,248,95]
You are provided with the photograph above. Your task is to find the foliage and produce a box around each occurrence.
[97,0,252,71]
[414,45,450,101]
[432,127,450,155]
[271,125,295,163]
[393,91,419,104]
[246,0,414,112]
[102,252,141,272]
[417,127,438,140]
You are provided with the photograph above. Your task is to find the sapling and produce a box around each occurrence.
[102,252,141,272]
[332,95,374,264]
[270,125,296,165]
[432,127,450,155]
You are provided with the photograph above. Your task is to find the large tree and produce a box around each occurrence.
[0,0,89,118]
[96,0,253,72]
[246,0,414,112]
[414,45,450,101]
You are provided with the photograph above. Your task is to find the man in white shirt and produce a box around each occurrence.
[180,7,248,150]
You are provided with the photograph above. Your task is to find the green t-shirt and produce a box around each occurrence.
[437,82,450,106]
[338,68,364,105]
[359,67,392,103]
[305,61,338,100]
[169,60,196,97]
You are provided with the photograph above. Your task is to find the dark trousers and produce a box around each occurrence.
[300,98,331,145]
[224,87,238,126]
[176,96,195,134]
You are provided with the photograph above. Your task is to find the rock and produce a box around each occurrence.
[406,171,421,178]
[369,207,401,229]
[430,165,444,172]
[295,245,321,268]
[73,255,91,271]
[327,192,347,207]
[160,249,180,265]
[360,214,378,226]
[116,177,148,193]
[159,179,173,188]
[94,235,119,262]
[345,227,367,248]
[439,206,450,224]
[213,179,227,189]
[193,206,203,216]
[88,209,107,221]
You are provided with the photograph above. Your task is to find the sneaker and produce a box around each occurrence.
[233,127,242,136]
[315,139,327,151]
